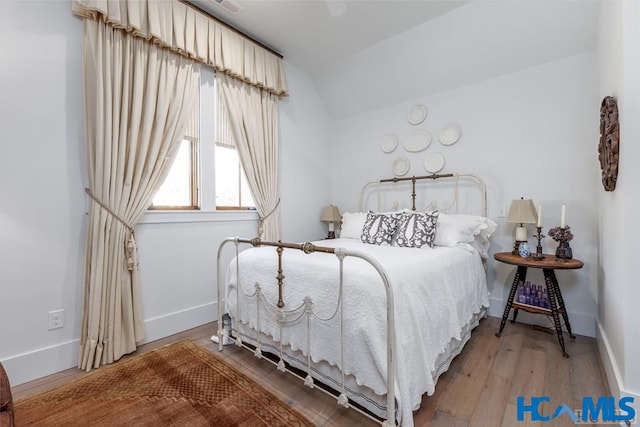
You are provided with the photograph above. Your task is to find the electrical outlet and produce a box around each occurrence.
[48,309,64,330]
[497,204,507,218]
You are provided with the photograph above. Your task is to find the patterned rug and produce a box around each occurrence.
[14,339,313,426]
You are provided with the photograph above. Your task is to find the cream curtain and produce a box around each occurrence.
[79,18,199,370]
[72,0,288,96]
[214,86,235,149]
[218,73,280,240]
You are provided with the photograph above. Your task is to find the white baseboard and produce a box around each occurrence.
[596,320,640,405]
[140,301,218,344]
[3,302,219,386]
[597,320,622,399]
[1,339,80,387]
[487,297,595,338]
[596,321,640,427]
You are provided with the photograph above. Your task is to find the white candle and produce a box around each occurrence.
[560,204,566,228]
[537,206,542,227]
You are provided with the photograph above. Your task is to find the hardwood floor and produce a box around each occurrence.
[12,316,609,426]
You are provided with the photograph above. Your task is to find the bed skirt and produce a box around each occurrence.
[230,308,487,420]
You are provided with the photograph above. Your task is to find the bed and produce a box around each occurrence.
[214,173,496,427]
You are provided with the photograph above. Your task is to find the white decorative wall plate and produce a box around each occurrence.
[380,135,398,153]
[408,104,427,125]
[439,124,461,146]
[403,130,431,152]
[424,153,445,173]
[392,157,410,176]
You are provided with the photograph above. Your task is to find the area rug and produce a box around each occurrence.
[14,339,313,426]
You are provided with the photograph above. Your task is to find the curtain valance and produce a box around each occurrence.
[72,0,288,97]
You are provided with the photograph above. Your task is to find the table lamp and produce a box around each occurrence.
[506,198,538,255]
[320,204,341,239]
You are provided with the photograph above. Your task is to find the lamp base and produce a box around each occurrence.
[511,240,525,255]
[326,231,336,240]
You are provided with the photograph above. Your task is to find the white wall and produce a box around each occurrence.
[0,0,86,385]
[330,52,600,338]
[279,63,333,242]
[596,0,640,401]
[0,0,331,386]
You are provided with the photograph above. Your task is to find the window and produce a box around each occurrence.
[215,146,255,209]
[150,69,255,212]
[213,81,255,210]
[150,139,199,209]
[150,77,200,210]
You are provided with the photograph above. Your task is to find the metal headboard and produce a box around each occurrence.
[359,172,487,217]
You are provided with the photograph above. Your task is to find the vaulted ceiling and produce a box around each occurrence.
[190,0,470,72]
[189,0,599,118]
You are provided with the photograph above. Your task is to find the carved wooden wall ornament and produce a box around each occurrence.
[599,96,620,191]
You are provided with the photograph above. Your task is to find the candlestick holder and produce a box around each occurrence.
[532,227,545,260]
[548,226,573,260]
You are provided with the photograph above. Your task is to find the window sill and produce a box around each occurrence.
[139,209,259,224]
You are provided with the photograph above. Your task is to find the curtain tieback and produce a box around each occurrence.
[85,188,138,271]
[258,198,280,237]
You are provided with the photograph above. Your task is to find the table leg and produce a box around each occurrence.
[543,268,568,358]
[512,307,519,324]
[549,270,575,340]
[496,266,527,337]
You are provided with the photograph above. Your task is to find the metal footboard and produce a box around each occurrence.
[215,237,396,426]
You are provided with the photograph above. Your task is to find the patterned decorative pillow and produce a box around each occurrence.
[395,211,439,248]
[361,212,401,245]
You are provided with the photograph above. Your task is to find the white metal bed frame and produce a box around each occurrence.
[216,238,397,425]
[360,172,487,216]
[214,172,487,426]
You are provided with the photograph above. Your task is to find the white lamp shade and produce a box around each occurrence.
[506,198,538,225]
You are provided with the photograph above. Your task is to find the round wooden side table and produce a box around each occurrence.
[493,252,583,358]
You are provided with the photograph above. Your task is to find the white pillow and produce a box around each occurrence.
[435,213,497,257]
[340,212,368,239]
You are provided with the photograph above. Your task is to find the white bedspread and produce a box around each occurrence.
[225,238,489,426]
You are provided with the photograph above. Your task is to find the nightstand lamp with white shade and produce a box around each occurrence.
[506,198,538,255]
[320,204,341,239]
